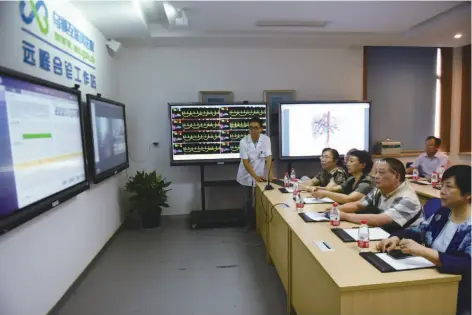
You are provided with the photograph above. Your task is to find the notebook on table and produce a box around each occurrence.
[279,187,294,193]
[271,179,285,187]
[303,197,334,204]
[360,252,435,273]
[331,227,390,242]
[299,211,330,223]
[410,180,430,186]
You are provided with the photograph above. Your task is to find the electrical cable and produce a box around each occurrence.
[129,143,152,164]
[267,202,290,224]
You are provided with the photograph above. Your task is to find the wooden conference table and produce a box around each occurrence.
[408,179,441,204]
[255,182,459,315]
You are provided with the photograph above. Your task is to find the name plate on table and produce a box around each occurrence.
[332,227,390,242]
[360,252,435,273]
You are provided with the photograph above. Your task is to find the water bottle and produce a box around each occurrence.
[412,169,419,181]
[431,171,439,188]
[290,168,296,181]
[358,220,370,251]
[437,165,445,183]
[292,181,299,198]
[329,202,340,226]
[283,172,290,187]
[295,190,304,211]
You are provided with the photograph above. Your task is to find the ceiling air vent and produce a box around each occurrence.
[256,20,330,28]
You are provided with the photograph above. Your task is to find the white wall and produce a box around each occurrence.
[116,46,363,215]
[450,47,471,165]
[0,2,122,315]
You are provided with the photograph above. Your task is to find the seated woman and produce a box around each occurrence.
[311,150,374,204]
[377,165,471,315]
[300,148,348,192]
[343,148,358,173]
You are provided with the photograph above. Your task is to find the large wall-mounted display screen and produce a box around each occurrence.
[279,101,371,159]
[86,95,129,183]
[0,66,88,235]
[169,103,268,165]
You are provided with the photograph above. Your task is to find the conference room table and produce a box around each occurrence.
[407,179,441,204]
[255,182,459,315]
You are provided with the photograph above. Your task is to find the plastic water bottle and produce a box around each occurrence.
[412,169,419,181]
[358,220,370,252]
[290,168,296,181]
[437,165,445,183]
[283,172,290,187]
[329,202,340,226]
[292,181,299,198]
[295,190,304,211]
[431,171,439,188]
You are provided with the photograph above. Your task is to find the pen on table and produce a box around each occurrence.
[323,241,331,249]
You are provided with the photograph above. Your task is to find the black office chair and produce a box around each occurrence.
[406,162,413,168]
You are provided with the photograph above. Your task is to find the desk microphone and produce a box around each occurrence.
[265,157,275,191]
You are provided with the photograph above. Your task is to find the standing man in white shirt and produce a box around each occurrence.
[236,117,273,230]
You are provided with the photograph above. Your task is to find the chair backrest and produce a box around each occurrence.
[424,198,442,219]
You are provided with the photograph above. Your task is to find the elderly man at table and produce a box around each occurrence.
[334,158,423,233]
[406,136,450,178]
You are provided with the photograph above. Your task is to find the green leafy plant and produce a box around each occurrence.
[125,171,171,226]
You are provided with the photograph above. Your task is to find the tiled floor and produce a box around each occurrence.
[55,217,287,315]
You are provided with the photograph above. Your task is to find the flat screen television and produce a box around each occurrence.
[279,101,371,160]
[169,102,268,165]
[86,95,129,183]
[0,66,88,235]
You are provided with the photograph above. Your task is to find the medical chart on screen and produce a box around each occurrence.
[170,104,267,162]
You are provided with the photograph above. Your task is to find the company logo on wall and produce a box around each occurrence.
[19,0,98,89]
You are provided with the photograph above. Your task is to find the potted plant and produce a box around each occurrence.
[125,170,171,229]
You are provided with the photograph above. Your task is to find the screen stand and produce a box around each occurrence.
[189,164,245,229]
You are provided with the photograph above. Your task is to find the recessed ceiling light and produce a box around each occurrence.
[454,33,463,39]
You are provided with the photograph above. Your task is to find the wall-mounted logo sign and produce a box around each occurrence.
[19,0,98,89]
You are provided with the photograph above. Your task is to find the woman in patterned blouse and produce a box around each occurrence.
[300,148,348,192]
[378,165,471,315]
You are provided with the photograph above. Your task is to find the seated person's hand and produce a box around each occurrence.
[376,236,400,252]
[298,183,308,190]
[312,190,326,198]
[306,186,317,193]
[399,238,424,256]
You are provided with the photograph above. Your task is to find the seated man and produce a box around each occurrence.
[334,158,423,232]
[300,148,348,192]
[311,150,374,204]
[378,165,471,315]
[406,136,450,178]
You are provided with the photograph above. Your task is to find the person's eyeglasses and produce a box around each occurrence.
[249,126,261,130]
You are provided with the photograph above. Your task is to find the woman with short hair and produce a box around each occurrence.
[377,165,471,315]
[300,148,348,192]
[311,150,374,204]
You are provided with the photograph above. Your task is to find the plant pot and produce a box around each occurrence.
[141,209,162,229]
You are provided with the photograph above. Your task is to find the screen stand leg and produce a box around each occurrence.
[200,164,206,212]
